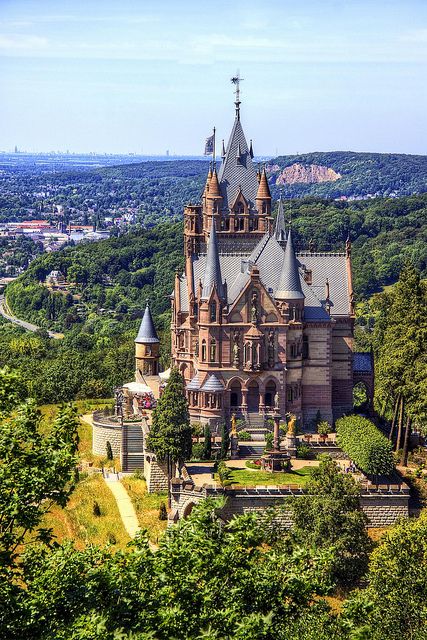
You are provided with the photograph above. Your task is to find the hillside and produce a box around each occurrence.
[2,151,427,227]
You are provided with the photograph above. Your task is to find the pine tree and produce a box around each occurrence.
[220,423,230,460]
[202,424,212,460]
[147,367,192,468]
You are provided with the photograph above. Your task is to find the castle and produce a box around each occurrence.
[167,94,372,429]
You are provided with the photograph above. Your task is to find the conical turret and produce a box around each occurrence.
[209,167,221,197]
[135,304,160,344]
[201,220,224,300]
[274,196,286,244]
[275,229,305,300]
[256,167,271,199]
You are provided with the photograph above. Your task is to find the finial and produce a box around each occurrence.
[346,232,352,258]
[231,71,244,120]
[221,139,226,160]
[249,139,254,159]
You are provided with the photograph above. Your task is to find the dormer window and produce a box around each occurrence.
[303,269,312,285]
[235,202,244,215]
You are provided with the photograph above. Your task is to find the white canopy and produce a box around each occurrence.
[159,368,171,381]
[123,382,153,395]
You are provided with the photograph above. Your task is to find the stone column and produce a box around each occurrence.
[273,412,281,452]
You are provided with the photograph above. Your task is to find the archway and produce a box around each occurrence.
[230,380,242,409]
[353,381,369,412]
[265,380,277,408]
[247,379,260,412]
[183,502,196,518]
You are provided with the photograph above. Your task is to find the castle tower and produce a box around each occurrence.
[135,304,160,379]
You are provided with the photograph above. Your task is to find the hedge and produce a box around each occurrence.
[336,415,394,476]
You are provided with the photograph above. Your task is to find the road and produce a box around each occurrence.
[0,294,63,339]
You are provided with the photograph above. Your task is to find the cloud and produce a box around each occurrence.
[0,34,48,52]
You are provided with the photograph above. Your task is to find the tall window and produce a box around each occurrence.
[302,335,309,359]
[236,202,244,215]
[210,301,217,322]
[262,202,268,214]
[210,339,216,362]
[201,340,207,362]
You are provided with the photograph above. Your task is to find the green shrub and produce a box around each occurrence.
[296,443,313,459]
[264,432,274,452]
[106,440,113,461]
[159,502,167,521]
[336,415,394,475]
[202,424,212,460]
[238,430,252,441]
[217,461,231,487]
[191,442,205,460]
[245,460,262,470]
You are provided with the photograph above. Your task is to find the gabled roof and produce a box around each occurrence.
[217,117,259,211]
[201,220,224,300]
[274,197,287,244]
[135,304,159,343]
[275,229,305,300]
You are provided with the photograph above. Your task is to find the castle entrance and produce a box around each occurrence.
[247,380,260,412]
[230,380,242,409]
[265,381,277,408]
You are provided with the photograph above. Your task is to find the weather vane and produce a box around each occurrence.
[231,71,244,119]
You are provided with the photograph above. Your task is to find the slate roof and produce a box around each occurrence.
[201,221,224,300]
[135,304,159,343]
[274,197,287,243]
[179,237,351,322]
[275,229,305,300]
[353,352,373,373]
[200,374,224,392]
[217,116,259,211]
[186,373,201,390]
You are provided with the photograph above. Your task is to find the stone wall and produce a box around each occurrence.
[144,453,169,493]
[92,419,122,457]
[170,478,410,529]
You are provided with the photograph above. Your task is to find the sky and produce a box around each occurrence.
[0,0,427,156]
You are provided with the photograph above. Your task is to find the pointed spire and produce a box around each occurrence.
[249,139,254,159]
[221,139,226,160]
[256,167,271,199]
[209,166,220,197]
[274,196,286,244]
[135,303,160,343]
[201,220,224,300]
[275,229,305,300]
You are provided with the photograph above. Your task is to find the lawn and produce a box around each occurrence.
[121,476,168,543]
[42,473,131,550]
[221,465,314,487]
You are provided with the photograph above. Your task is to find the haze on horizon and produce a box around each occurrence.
[0,0,426,156]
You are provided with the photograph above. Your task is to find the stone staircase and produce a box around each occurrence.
[239,413,273,442]
[122,423,145,472]
[237,444,265,459]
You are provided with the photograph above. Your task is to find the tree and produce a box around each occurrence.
[288,457,372,587]
[220,422,230,460]
[202,424,212,460]
[343,513,427,640]
[0,367,27,415]
[0,401,79,566]
[147,368,191,505]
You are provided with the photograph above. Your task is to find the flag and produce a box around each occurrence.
[204,134,214,156]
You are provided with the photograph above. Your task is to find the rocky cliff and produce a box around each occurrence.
[269,163,341,185]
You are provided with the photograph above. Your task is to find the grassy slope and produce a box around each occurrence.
[43,474,131,550]
[121,477,167,544]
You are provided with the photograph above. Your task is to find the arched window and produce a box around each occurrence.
[210,339,216,362]
[236,202,244,215]
[251,343,258,365]
[210,301,217,322]
[201,340,207,362]
[262,202,268,214]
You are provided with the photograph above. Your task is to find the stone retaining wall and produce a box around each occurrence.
[170,478,410,529]
[92,419,122,457]
[144,453,169,493]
